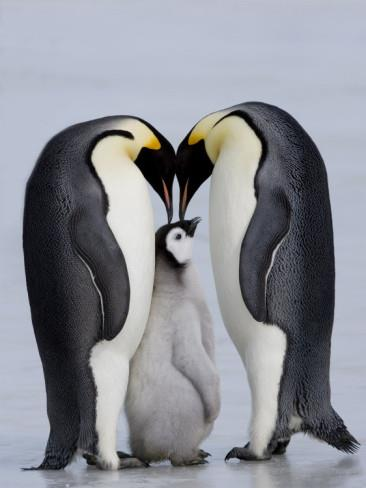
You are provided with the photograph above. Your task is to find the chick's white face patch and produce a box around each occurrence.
[166,228,193,264]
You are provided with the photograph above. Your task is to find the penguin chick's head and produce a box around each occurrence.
[155,217,201,267]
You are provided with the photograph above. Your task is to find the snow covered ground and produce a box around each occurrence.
[0,1,365,486]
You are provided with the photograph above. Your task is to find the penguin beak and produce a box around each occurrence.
[179,179,189,220]
[134,141,175,224]
[162,178,173,223]
[187,216,201,236]
[176,138,214,220]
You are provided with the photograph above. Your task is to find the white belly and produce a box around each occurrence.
[105,165,154,357]
[90,149,155,359]
[209,145,263,359]
[209,146,287,356]
[209,143,287,454]
[88,156,154,465]
[85,128,155,467]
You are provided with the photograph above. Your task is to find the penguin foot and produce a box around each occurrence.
[118,457,149,469]
[118,451,149,468]
[83,452,149,469]
[83,452,98,466]
[171,457,208,467]
[225,443,271,462]
[271,438,290,455]
[116,450,135,459]
[199,449,211,459]
[96,456,120,471]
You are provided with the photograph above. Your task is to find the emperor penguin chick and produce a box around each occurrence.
[125,218,220,466]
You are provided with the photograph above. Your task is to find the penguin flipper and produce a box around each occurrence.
[72,207,130,341]
[239,189,290,323]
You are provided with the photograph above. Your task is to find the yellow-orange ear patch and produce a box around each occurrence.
[188,131,204,146]
[145,135,161,150]
[187,110,230,147]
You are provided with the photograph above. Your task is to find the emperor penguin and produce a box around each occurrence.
[175,102,359,461]
[23,116,174,470]
[125,218,220,466]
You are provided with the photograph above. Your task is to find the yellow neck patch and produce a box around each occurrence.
[108,118,161,160]
[188,110,229,146]
[145,135,161,150]
[205,115,262,163]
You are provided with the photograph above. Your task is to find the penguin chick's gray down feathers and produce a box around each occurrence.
[125,218,220,466]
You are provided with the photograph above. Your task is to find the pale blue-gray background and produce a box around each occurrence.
[0,1,365,487]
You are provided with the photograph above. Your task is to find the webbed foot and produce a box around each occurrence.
[118,457,149,469]
[225,442,271,462]
[83,452,97,466]
[199,449,211,458]
[83,451,149,469]
[171,453,209,466]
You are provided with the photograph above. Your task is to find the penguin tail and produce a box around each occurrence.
[305,408,360,454]
[22,446,77,470]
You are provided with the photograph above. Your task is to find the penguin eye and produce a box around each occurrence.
[175,233,182,240]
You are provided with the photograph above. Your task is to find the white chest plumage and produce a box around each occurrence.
[209,140,260,352]
[103,159,155,355]
[91,137,155,357]
[87,137,155,468]
[208,119,287,455]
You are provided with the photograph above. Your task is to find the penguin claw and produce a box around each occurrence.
[116,450,133,459]
[119,457,149,469]
[189,458,208,466]
[225,445,271,462]
[171,458,208,467]
[83,451,149,469]
[199,449,211,458]
[225,447,241,462]
[83,452,97,466]
[117,450,150,468]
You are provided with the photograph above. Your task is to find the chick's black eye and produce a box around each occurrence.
[175,233,182,240]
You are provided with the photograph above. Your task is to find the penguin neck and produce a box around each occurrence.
[90,134,155,346]
[208,116,263,344]
[205,115,262,165]
[153,255,195,296]
[91,135,135,177]
[208,115,262,214]
[209,116,262,262]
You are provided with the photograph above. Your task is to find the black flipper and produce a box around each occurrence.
[239,189,291,323]
[71,206,130,341]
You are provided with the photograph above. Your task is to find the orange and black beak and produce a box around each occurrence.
[161,177,173,223]
[176,133,213,220]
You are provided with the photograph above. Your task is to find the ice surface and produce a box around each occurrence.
[0,1,365,487]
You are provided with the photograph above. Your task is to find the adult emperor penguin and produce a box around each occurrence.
[23,116,174,470]
[176,102,359,461]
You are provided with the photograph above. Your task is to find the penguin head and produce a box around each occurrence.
[176,109,230,219]
[91,117,175,222]
[131,118,175,223]
[155,217,201,267]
